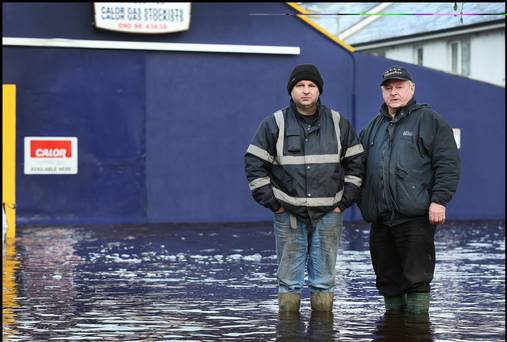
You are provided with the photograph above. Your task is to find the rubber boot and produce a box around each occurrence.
[384,294,407,312]
[406,292,430,314]
[310,292,334,312]
[278,293,301,312]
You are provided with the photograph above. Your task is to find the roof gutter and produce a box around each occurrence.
[353,21,505,51]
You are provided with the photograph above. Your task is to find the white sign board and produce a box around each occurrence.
[93,2,191,34]
[24,137,78,175]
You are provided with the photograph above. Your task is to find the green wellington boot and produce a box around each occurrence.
[406,292,430,314]
[384,294,407,312]
[278,293,301,312]
[310,292,334,312]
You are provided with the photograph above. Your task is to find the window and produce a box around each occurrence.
[450,41,459,73]
[414,46,424,66]
[461,39,470,76]
[448,39,471,76]
[370,50,386,58]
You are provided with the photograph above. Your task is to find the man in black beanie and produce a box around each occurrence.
[245,64,364,313]
[287,64,324,96]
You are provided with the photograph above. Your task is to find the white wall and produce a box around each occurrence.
[368,29,505,87]
[383,45,413,63]
[470,30,505,87]
[421,41,447,70]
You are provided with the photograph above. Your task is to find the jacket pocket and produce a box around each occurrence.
[394,166,430,216]
[287,134,301,153]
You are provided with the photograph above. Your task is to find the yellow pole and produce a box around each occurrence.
[3,84,16,241]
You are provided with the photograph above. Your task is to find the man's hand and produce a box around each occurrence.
[429,202,446,225]
[333,207,342,213]
[276,207,285,214]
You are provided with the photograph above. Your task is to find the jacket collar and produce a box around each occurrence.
[289,99,321,116]
[379,97,420,122]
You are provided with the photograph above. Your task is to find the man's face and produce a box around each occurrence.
[381,79,415,111]
[291,80,320,108]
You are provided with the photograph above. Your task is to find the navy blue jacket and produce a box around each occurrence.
[358,99,460,225]
[245,102,364,227]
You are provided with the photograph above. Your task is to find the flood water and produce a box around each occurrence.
[2,220,505,341]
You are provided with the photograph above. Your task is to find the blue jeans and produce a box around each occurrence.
[273,210,343,294]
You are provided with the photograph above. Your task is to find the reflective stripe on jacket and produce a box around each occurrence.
[245,103,364,227]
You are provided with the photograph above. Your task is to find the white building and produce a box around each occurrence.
[300,2,505,87]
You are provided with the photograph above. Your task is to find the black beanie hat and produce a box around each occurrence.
[287,64,324,95]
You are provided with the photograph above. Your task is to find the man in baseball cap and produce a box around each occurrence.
[358,65,460,314]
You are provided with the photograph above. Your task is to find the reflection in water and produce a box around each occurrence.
[5,228,83,340]
[372,312,433,342]
[276,312,337,341]
[2,242,20,340]
[308,311,336,341]
[276,312,306,341]
[1,221,505,341]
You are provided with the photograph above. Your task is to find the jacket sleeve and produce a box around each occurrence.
[336,117,365,211]
[422,111,461,205]
[244,116,282,212]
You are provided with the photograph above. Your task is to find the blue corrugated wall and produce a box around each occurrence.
[3,47,147,224]
[2,3,505,224]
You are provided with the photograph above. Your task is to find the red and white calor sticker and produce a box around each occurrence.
[24,137,78,174]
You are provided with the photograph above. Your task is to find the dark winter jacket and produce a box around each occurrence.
[358,98,460,225]
[245,102,364,227]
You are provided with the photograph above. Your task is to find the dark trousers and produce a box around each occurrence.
[369,218,436,297]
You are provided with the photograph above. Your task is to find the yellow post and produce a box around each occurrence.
[3,84,16,241]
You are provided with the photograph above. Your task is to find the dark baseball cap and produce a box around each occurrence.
[380,66,413,86]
